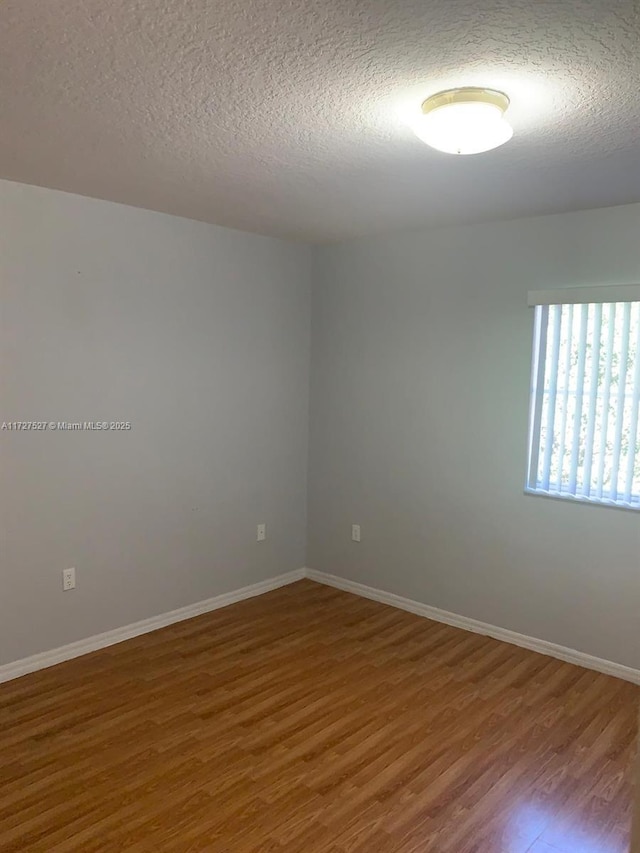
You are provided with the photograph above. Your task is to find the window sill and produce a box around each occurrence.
[523,488,640,513]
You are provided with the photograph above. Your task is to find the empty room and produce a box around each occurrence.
[1,1,639,851]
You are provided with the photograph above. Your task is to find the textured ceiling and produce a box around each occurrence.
[1,0,639,242]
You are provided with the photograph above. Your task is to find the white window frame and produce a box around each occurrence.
[525,284,640,511]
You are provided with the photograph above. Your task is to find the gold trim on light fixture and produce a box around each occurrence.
[421,87,510,116]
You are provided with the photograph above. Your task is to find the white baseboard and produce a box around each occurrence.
[4,566,638,687]
[305,569,640,686]
[0,569,306,685]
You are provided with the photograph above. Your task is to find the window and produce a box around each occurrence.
[526,286,640,509]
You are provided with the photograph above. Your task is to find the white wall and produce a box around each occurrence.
[308,204,640,670]
[2,180,638,674]
[0,180,311,666]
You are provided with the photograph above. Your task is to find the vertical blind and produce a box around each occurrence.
[527,291,640,509]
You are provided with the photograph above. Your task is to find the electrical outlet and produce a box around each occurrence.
[62,567,76,591]
[257,523,266,542]
[351,524,361,542]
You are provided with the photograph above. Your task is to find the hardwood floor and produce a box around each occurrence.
[0,579,637,853]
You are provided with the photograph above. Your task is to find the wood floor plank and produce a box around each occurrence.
[0,579,637,852]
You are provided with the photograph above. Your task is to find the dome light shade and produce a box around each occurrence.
[413,88,513,155]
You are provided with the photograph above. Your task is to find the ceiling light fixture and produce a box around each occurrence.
[412,87,513,155]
